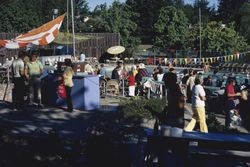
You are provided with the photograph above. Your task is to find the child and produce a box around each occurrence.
[127,71,135,97]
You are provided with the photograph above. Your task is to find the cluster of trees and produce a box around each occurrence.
[0,0,249,55]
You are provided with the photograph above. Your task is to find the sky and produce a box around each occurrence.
[87,0,218,10]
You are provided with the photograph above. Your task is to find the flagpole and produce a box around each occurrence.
[66,0,69,54]
[71,0,76,58]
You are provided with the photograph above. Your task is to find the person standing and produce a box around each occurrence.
[63,61,74,112]
[225,78,241,128]
[162,68,177,104]
[12,51,25,110]
[25,51,43,107]
[166,83,185,128]
[135,63,149,83]
[127,71,135,97]
[135,63,149,96]
[236,85,249,127]
[94,65,100,75]
[99,64,107,78]
[80,52,86,62]
[186,70,197,103]
[23,54,30,103]
[156,67,164,82]
[111,61,123,81]
[84,63,94,75]
[185,76,208,133]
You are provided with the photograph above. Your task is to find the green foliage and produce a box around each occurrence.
[217,0,245,24]
[90,1,140,56]
[206,113,224,132]
[154,6,189,50]
[201,21,247,53]
[74,0,90,33]
[192,0,216,24]
[187,21,248,53]
[119,99,166,120]
[0,0,42,33]
[238,3,250,43]
[217,0,250,43]
[0,0,67,33]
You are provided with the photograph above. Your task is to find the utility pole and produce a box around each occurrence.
[67,0,69,54]
[71,0,76,58]
[199,0,202,64]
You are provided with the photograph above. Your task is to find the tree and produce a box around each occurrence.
[191,0,216,24]
[0,0,68,33]
[217,0,245,23]
[154,6,189,50]
[0,0,42,33]
[126,0,174,44]
[200,21,247,53]
[74,0,90,32]
[237,2,250,43]
[91,1,140,55]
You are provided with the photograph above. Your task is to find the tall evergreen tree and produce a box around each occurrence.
[126,0,173,44]
[217,0,245,23]
[192,0,215,24]
[238,2,250,43]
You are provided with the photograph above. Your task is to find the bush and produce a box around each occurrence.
[119,98,166,121]
[206,113,225,132]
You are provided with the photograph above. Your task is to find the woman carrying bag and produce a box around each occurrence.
[63,61,74,112]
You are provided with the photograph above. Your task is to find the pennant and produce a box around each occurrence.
[237,54,240,60]
[164,58,168,64]
[179,58,183,65]
[194,58,197,64]
[231,55,234,60]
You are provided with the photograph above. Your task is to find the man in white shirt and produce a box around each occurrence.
[185,75,208,133]
[12,51,25,110]
[80,52,85,62]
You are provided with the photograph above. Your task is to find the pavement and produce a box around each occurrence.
[0,97,248,139]
[0,97,121,140]
[0,98,249,167]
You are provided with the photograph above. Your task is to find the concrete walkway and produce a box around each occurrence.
[0,98,120,140]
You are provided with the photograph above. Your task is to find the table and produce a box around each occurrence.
[42,73,100,111]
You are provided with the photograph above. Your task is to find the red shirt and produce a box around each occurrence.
[128,75,135,86]
[226,83,235,100]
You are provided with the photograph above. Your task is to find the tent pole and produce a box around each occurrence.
[71,0,76,58]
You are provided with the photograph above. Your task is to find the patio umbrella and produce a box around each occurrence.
[107,46,125,55]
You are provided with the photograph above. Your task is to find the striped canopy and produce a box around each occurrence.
[0,14,65,49]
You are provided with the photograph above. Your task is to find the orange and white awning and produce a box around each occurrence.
[0,14,65,49]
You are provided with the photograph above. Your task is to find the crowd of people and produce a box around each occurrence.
[158,67,250,132]
[12,50,44,110]
[10,50,75,112]
[109,62,150,97]
[3,51,250,132]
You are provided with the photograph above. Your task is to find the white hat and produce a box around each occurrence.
[139,63,145,69]
[240,85,247,91]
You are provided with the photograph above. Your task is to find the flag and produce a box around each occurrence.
[0,14,65,49]
[194,58,197,64]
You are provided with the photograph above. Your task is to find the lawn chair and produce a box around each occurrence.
[106,79,119,95]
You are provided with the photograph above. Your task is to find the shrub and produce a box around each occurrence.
[119,98,166,120]
[206,113,225,132]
